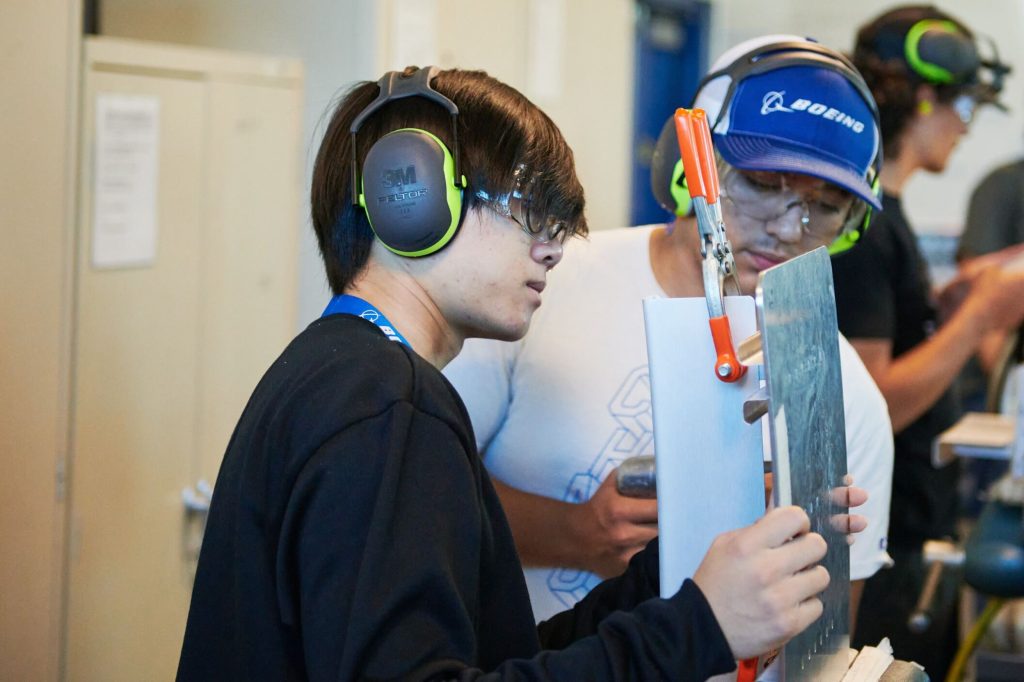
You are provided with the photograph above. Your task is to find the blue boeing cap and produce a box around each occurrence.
[695,35,882,210]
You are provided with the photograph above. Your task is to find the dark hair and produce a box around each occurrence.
[311,67,587,294]
[853,5,974,155]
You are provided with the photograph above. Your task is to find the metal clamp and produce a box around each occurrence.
[674,108,745,382]
[908,539,964,633]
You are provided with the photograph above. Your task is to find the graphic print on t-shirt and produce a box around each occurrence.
[545,365,654,607]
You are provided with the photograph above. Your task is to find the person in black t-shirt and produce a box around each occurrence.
[177,65,856,681]
[832,6,1024,677]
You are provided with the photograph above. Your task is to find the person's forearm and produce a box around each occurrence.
[872,304,985,431]
[491,478,592,570]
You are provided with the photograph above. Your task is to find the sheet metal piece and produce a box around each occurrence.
[644,296,764,595]
[756,247,850,681]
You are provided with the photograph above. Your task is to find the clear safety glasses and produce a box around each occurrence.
[474,164,571,244]
[952,93,979,125]
[719,167,864,242]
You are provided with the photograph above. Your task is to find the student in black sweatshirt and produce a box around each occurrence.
[178,65,845,681]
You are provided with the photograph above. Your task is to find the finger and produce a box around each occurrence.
[847,513,868,534]
[752,506,811,548]
[772,531,827,577]
[846,486,868,508]
[829,513,851,535]
[614,497,660,523]
[828,513,868,535]
[788,596,825,641]
[777,565,830,606]
[622,524,660,546]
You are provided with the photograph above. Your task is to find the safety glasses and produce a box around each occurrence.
[474,164,570,244]
[719,168,863,242]
[952,93,979,125]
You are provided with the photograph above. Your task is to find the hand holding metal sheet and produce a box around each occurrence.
[692,505,829,660]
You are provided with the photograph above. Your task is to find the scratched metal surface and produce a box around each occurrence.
[756,247,850,681]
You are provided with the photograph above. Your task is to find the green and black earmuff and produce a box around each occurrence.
[650,117,692,219]
[349,66,467,257]
[827,173,881,255]
[649,39,883,255]
[904,19,982,85]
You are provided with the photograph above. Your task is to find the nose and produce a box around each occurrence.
[765,203,806,244]
[532,238,563,269]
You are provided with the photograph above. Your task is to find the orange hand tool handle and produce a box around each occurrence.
[737,656,759,682]
[673,108,720,203]
[708,315,747,382]
[692,110,719,203]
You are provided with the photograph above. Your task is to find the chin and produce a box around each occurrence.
[466,316,531,343]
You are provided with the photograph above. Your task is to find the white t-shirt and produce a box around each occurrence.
[445,225,894,622]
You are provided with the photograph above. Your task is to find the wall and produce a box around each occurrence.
[100,0,381,325]
[0,1,80,679]
[402,0,635,236]
[100,0,635,324]
[708,0,1024,237]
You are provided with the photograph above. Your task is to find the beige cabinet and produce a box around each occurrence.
[66,37,303,680]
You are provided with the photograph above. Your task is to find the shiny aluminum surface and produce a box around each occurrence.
[756,247,850,681]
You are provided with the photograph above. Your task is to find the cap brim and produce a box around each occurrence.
[715,133,882,211]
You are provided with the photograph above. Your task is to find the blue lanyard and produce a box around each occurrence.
[321,294,411,347]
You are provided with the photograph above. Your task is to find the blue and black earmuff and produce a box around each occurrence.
[649,40,884,255]
[349,66,467,257]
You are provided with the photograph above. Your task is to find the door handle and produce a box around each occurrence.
[181,479,213,512]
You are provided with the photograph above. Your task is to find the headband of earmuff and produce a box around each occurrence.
[350,66,467,257]
[650,40,883,254]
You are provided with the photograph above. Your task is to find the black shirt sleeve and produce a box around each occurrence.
[278,402,735,681]
[831,212,898,340]
[960,164,1024,258]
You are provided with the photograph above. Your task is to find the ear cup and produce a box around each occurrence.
[359,128,464,257]
[650,116,692,217]
[828,176,881,256]
[905,19,979,85]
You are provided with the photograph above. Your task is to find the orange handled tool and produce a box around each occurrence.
[673,109,719,203]
[673,107,746,382]
[736,656,759,682]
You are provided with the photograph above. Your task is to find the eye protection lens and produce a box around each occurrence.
[719,169,855,242]
[475,164,571,244]
[952,94,978,124]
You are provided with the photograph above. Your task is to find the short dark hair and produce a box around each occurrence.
[853,5,974,155]
[311,67,587,294]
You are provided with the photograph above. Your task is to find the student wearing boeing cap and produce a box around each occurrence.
[830,5,1024,676]
[444,34,891,630]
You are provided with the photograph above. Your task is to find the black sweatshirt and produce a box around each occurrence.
[177,314,735,681]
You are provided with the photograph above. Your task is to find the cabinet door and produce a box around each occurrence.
[195,78,301,484]
[67,69,206,680]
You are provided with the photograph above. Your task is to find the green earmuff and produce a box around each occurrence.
[904,19,967,85]
[827,174,881,256]
[669,160,692,218]
[350,67,467,257]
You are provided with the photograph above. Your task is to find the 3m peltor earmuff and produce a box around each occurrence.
[649,40,884,255]
[349,66,467,257]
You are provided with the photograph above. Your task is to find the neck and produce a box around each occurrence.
[344,262,461,369]
[649,217,708,298]
[879,138,919,196]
